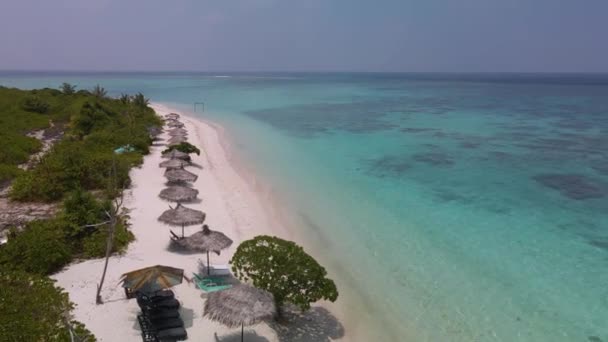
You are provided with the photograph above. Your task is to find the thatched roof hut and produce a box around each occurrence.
[168,136,188,146]
[185,225,232,253]
[159,185,199,202]
[162,149,190,160]
[170,225,232,272]
[204,284,276,341]
[164,167,198,183]
[158,203,205,237]
[168,128,188,137]
[159,158,189,169]
[167,120,184,128]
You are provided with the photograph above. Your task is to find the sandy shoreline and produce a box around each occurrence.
[52,103,348,341]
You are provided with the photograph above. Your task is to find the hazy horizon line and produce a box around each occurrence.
[1,69,607,75]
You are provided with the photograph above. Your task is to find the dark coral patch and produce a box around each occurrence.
[588,240,608,251]
[412,152,454,167]
[363,155,411,178]
[400,127,438,133]
[591,162,608,175]
[532,174,606,200]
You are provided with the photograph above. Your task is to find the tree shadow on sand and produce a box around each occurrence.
[213,331,270,342]
[270,306,345,342]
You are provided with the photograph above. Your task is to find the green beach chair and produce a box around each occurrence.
[192,273,232,292]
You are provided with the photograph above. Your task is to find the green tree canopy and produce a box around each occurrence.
[162,142,201,156]
[230,235,338,313]
[0,269,95,341]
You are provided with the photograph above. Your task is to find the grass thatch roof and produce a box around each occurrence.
[159,185,199,202]
[162,149,190,160]
[204,284,276,328]
[159,158,189,169]
[171,225,232,253]
[158,203,205,227]
[164,168,198,183]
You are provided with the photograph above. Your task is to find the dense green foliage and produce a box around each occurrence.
[231,235,338,313]
[163,141,201,156]
[0,189,134,275]
[0,269,96,341]
[0,85,158,340]
[0,219,72,274]
[3,86,161,201]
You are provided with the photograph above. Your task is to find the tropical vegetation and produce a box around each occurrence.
[0,84,161,340]
[230,235,339,314]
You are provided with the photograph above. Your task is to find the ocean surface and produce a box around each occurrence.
[2,72,607,341]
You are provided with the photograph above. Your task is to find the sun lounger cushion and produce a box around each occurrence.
[156,327,188,341]
[146,309,180,321]
[150,317,184,331]
[137,297,180,310]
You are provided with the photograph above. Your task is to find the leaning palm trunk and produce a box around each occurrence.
[95,159,124,304]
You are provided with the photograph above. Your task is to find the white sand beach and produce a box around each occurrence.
[52,103,346,342]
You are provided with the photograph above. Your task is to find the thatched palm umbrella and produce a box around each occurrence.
[168,129,188,137]
[159,158,189,169]
[158,203,206,237]
[164,167,198,183]
[120,265,184,293]
[159,185,199,202]
[167,120,184,128]
[147,126,163,138]
[171,225,232,274]
[168,136,188,145]
[166,113,180,119]
[204,284,276,342]
[162,149,190,161]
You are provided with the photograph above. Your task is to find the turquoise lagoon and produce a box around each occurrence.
[1,72,607,341]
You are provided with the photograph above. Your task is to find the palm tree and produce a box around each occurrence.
[132,92,149,108]
[92,84,107,99]
[119,93,130,104]
[60,82,76,95]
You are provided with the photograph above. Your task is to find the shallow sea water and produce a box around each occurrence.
[2,72,607,341]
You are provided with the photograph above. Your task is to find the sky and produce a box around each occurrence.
[0,0,607,72]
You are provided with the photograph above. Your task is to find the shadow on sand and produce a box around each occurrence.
[213,330,270,342]
[270,306,345,342]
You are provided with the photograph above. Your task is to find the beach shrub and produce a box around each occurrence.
[163,142,201,156]
[0,219,72,275]
[21,95,50,113]
[231,235,338,313]
[0,164,23,184]
[0,269,96,342]
[81,220,134,258]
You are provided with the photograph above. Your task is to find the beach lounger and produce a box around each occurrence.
[146,309,180,321]
[137,314,159,342]
[137,295,181,310]
[192,273,232,292]
[150,317,184,331]
[137,315,188,342]
[156,327,188,341]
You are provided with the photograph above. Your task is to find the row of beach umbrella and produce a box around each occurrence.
[121,112,276,342]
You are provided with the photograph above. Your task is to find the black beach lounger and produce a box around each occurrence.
[156,327,188,341]
[146,309,180,321]
[137,314,159,342]
[150,317,184,331]
[150,290,175,300]
[137,296,180,310]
